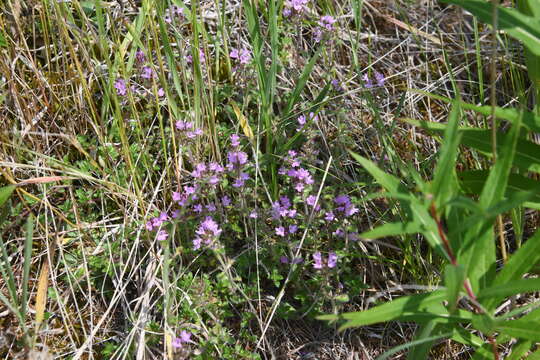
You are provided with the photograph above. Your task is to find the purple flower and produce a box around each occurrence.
[297,115,306,126]
[186,128,204,138]
[209,162,224,173]
[157,230,168,241]
[152,217,163,227]
[227,151,248,166]
[233,172,250,188]
[193,237,202,250]
[362,73,373,88]
[375,71,385,87]
[193,217,221,250]
[159,212,169,222]
[230,134,240,147]
[239,49,251,64]
[209,175,220,185]
[114,79,127,96]
[327,252,338,268]
[313,27,323,43]
[206,203,217,212]
[289,224,298,234]
[275,226,286,237]
[157,88,165,97]
[175,120,194,131]
[333,228,345,237]
[331,79,343,92]
[306,195,317,207]
[279,196,291,209]
[193,204,203,213]
[249,210,258,218]
[318,15,336,31]
[135,50,145,63]
[173,191,182,202]
[229,48,240,59]
[280,256,289,264]
[141,66,154,79]
[325,211,335,221]
[172,330,193,349]
[196,217,222,238]
[221,195,231,206]
[312,252,323,269]
[179,330,192,343]
[172,210,180,219]
[145,221,153,231]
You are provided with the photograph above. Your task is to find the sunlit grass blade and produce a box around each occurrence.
[431,100,462,208]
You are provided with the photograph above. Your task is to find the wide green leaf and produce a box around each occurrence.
[334,290,447,331]
[408,90,540,132]
[458,171,540,209]
[478,278,540,300]
[406,120,540,174]
[496,319,540,340]
[360,221,422,239]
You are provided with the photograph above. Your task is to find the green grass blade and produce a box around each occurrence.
[378,331,452,360]
[21,215,33,321]
[442,0,540,56]
[484,228,540,310]
[283,45,324,118]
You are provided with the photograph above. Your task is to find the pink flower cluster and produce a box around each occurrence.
[193,216,222,250]
[229,48,251,65]
[175,120,204,139]
[312,251,338,269]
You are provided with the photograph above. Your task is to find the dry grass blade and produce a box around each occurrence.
[34,259,49,330]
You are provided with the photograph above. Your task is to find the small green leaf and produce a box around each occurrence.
[0,31,6,48]
[0,185,15,208]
